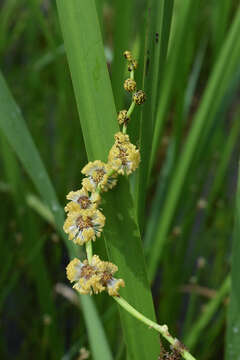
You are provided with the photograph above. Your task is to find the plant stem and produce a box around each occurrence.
[127,101,135,118]
[107,169,116,177]
[113,296,197,360]
[122,67,135,134]
[86,240,93,263]
[122,124,127,134]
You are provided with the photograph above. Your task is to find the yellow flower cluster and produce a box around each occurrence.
[108,132,140,175]
[82,160,118,192]
[66,255,125,296]
[63,206,105,245]
[117,110,128,125]
[124,78,136,92]
[64,50,145,298]
[123,50,138,71]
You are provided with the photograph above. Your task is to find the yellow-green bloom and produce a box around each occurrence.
[128,59,138,72]
[123,50,132,61]
[82,160,117,192]
[65,187,100,212]
[117,110,129,125]
[133,90,146,105]
[124,78,136,92]
[63,208,105,245]
[108,132,140,175]
[66,255,125,296]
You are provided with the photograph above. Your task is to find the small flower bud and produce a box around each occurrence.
[132,59,138,69]
[124,78,136,93]
[117,110,129,125]
[123,50,132,61]
[128,60,138,72]
[133,90,146,105]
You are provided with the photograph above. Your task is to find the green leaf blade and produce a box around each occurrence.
[225,163,240,360]
[56,1,160,359]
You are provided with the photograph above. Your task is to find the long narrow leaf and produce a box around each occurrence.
[225,164,240,359]
[56,1,160,359]
[136,0,174,229]
[111,0,133,110]
[150,0,193,169]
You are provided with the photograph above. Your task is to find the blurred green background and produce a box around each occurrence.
[0,0,240,359]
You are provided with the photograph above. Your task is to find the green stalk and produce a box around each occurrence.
[86,241,93,263]
[114,296,197,360]
[127,101,136,118]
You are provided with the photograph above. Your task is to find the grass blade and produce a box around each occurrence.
[225,163,240,359]
[148,7,240,279]
[136,0,174,229]
[56,1,160,359]
[111,0,134,110]
[150,0,193,169]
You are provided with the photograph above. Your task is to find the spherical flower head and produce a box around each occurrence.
[117,110,129,125]
[108,132,140,175]
[93,255,125,296]
[63,208,105,245]
[65,187,101,213]
[66,255,125,296]
[124,78,136,93]
[81,160,117,192]
[66,258,84,282]
[123,50,132,61]
[133,90,146,105]
[94,258,125,296]
[68,258,103,295]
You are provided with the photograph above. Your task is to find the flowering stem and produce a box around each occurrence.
[107,169,116,177]
[113,296,197,360]
[86,240,93,263]
[127,101,135,118]
[122,124,127,134]
[123,101,136,134]
[130,69,134,80]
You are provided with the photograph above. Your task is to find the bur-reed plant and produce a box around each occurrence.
[0,1,240,359]
[63,50,195,360]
